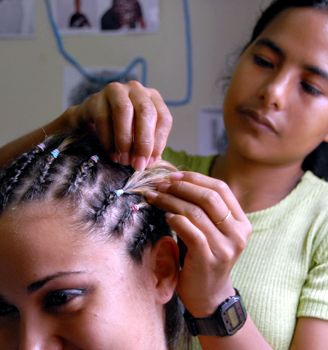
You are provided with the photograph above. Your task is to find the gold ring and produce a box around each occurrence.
[214,210,232,227]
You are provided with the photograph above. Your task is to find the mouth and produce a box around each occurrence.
[237,107,278,134]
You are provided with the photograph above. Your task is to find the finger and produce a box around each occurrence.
[149,88,173,160]
[104,82,134,165]
[156,180,251,252]
[165,212,229,259]
[85,92,114,153]
[145,190,228,251]
[159,180,231,225]
[129,86,158,170]
[170,171,248,222]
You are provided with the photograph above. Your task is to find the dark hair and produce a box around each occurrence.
[0,130,184,349]
[241,0,328,180]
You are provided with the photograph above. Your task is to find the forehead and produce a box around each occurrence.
[254,8,328,62]
[0,203,129,291]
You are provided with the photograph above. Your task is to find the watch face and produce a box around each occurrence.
[221,296,246,335]
[226,306,239,329]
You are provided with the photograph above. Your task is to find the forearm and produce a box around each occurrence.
[0,107,76,168]
[199,316,272,350]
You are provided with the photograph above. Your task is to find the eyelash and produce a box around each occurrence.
[0,301,18,317]
[0,289,87,318]
[300,81,322,97]
[253,54,274,69]
[44,289,87,310]
[253,54,323,97]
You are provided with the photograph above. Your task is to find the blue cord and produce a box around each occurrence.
[44,0,192,106]
[165,0,193,107]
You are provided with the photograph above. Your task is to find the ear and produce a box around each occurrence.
[149,236,179,305]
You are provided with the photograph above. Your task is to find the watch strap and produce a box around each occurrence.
[183,288,247,337]
[184,309,226,336]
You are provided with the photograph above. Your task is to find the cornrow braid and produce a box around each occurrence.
[113,200,149,236]
[22,136,77,200]
[91,186,121,223]
[0,143,45,208]
[60,155,99,196]
[22,150,60,200]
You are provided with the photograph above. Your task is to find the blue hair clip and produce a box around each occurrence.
[50,149,60,159]
[114,189,124,197]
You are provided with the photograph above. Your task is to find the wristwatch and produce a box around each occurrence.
[183,288,247,336]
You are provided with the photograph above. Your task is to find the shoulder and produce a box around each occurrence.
[162,147,216,175]
[301,171,328,210]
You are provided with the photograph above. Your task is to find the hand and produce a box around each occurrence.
[145,171,252,317]
[66,80,173,170]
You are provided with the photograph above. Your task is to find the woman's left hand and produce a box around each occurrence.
[145,171,252,317]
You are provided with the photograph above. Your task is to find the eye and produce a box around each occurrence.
[0,301,19,318]
[253,54,274,69]
[44,289,87,310]
[301,81,322,97]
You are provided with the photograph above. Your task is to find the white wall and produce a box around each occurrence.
[0,0,270,152]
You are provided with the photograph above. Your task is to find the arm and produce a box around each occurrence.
[290,318,328,350]
[0,81,172,170]
[145,171,273,349]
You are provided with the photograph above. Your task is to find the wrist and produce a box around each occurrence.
[185,284,235,318]
[43,107,78,136]
[184,288,247,337]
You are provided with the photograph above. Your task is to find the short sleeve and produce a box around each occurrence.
[297,221,328,320]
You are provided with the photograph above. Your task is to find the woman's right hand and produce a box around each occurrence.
[146,171,252,317]
[65,80,173,170]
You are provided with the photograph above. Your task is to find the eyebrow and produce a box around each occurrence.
[254,37,328,82]
[27,271,85,294]
[254,37,285,57]
[304,65,328,82]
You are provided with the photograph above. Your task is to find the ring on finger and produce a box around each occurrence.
[214,210,232,227]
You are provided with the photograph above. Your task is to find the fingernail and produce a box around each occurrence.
[157,183,170,192]
[120,152,130,165]
[132,156,147,171]
[165,212,175,220]
[145,190,158,202]
[169,172,184,180]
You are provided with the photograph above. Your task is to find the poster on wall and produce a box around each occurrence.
[197,107,227,156]
[63,66,140,109]
[0,0,35,38]
[53,0,160,35]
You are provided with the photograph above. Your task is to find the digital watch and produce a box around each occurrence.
[183,288,247,336]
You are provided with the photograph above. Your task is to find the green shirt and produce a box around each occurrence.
[163,148,328,350]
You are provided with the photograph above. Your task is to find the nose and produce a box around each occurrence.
[258,70,291,110]
[18,318,63,350]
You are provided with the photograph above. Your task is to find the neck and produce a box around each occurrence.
[212,149,304,213]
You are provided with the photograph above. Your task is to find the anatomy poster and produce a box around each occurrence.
[53,0,160,35]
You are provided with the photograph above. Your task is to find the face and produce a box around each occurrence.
[224,8,328,167]
[0,202,172,350]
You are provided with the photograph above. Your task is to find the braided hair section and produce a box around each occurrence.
[0,130,182,349]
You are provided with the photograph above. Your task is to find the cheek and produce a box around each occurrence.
[0,324,17,350]
[67,282,155,348]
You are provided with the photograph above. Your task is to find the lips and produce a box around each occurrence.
[237,106,278,134]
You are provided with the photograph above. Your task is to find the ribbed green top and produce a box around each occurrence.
[163,148,328,349]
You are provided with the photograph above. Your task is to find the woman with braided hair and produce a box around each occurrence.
[0,130,186,349]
